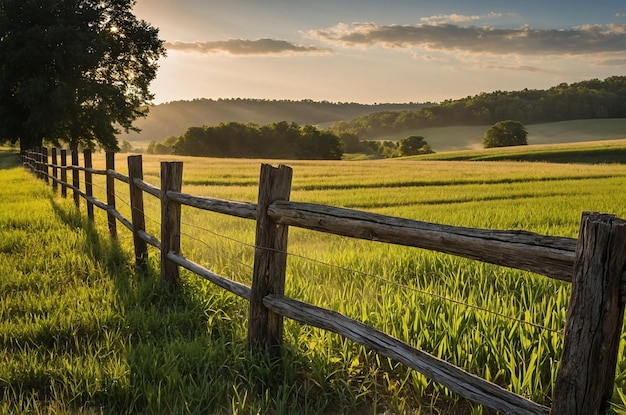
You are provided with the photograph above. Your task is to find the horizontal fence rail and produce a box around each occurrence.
[21,147,626,415]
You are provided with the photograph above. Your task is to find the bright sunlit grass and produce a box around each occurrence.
[2,148,626,414]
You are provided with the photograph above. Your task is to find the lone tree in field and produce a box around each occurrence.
[399,135,434,156]
[482,120,528,148]
[0,0,165,152]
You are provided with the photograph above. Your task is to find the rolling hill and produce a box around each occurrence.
[118,99,428,145]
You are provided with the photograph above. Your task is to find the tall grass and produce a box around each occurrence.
[3,149,626,413]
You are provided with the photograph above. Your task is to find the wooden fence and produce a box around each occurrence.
[22,147,626,415]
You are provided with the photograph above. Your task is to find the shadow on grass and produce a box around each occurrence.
[0,148,21,170]
[44,198,305,414]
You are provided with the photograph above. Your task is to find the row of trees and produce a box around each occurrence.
[147,122,437,159]
[152,121,344,159]
[0,0,165,152]
[331,77,626,139]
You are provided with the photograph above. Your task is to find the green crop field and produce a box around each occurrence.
[2,147,626,414]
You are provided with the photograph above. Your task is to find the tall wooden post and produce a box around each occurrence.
[84,150,94,222]
[128,155,148,270]
[42,148,49,184]
[160,162,183,289]
[34,147,41,179]
[51,148,58,192]
[71,150,80,209]
[248,164,293,360]
[551,212,626,415]
[106,152,117,238]
[60,150,68,198]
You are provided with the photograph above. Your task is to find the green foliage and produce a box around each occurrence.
[331,76,626,139]
[167,121,343,160]
[0,0,165,152]
[398,135,434,155]
[483,120,528,148]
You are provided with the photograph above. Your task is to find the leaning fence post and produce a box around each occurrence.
[84,150,94,222]
[248,164,293,360]
[160,162,183,289]
[71,150,80,209]
[551,212,626,415]
[60,149,68,198]
[51,148,58,192]
[106,152,117,238]
[128,155,148,270]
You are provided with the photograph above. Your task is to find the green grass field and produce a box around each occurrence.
[2,147,626,414]
[411,138,626,164]
[376,118,626,152]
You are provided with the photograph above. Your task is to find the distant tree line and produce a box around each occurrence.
[340,133,434,157]
[331,76,626,139]
[148,121,343,159]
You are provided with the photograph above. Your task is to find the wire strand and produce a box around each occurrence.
[178,218,564,335]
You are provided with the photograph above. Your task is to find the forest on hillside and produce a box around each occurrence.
[331,76,626,139]
[120,99,427,143]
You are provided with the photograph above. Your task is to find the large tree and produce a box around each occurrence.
[0,0,165,152]
[483,120,528,148]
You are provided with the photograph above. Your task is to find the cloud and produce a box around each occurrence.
[598,58,626,66]
[307,22,626,56]
[165,38,331,56]
[419,12,508,24]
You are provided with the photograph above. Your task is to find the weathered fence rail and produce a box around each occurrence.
[21,147,626,415]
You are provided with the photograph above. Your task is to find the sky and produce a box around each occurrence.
[132,0,626,105]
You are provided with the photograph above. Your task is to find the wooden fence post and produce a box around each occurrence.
[248,164,293,360]
[71,150,80,209]
[128,155,148,270]
[60,150,67,198]
[42,147,49,184]
[84,150,94,222]
[551,212,626,415]
[51,148,58,192]
[34,147,41,179]
[106,152,117,238]
[160,162,183,289]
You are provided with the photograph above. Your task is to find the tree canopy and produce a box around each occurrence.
[150,121,344,160]
[0,0,165,152]
[483,120,528,148]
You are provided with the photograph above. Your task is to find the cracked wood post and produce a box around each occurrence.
[106,152,117,239]
[84,150,94,222]
[51,148,58,193]
[248,164,293,360]
[551,212,626,415]
[71,150,80,209]
[128,155,148,270]
[160,161,183,289]
[60,149,67,198]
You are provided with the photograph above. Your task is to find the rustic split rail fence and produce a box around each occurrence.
[22,147,626,415]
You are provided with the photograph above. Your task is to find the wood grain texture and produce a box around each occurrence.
[128,155,148,269]
[264,294,550,415]
[160,162,183,289]
[248,164,293,359]
[269,200,576,281]
[167,191,257,220]
[105,152,117,238]
[551,212,626,415]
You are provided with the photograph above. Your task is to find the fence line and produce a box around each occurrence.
[21,147,626,415]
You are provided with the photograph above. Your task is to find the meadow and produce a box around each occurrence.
[2,146,626,414]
